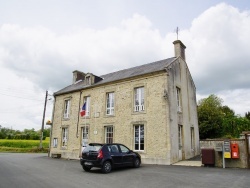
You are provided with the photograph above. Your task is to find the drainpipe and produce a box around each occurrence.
[245,133,250,168]
[48,97,56,157]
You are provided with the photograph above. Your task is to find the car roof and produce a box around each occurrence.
[89,143,124,146]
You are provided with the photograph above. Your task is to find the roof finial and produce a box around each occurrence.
[176,27,179,40]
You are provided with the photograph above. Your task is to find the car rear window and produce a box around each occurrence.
[84,145,102,152]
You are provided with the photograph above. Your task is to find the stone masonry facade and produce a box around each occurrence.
[50,40,200,165]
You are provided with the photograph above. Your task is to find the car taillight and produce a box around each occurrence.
[97,150,103,159]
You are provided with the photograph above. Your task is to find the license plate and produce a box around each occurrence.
[84,162,92,165]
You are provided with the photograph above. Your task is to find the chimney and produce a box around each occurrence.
[173,40,186,61]
[72,70,85,84]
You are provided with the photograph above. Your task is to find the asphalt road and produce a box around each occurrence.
[0,153,249,188]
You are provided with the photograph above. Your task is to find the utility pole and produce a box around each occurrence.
[39,90,48,149]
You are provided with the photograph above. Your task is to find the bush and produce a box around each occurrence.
[0,139,49,148]
[0,146,49,153]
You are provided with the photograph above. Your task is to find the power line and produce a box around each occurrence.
[1,87,40,95]
[0,92,43,101]
[0,86,54,100]
[0,102,45,113]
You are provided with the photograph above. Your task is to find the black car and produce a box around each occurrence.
[80,143,141,173]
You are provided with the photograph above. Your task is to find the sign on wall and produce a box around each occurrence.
[224,140,231,158]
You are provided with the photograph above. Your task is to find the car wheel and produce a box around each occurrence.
[82,165,91,172]
[133,158,140,168]
[102,161,112,173]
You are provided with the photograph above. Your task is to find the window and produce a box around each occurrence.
[134,125,144,151]
[120,145,130,154]
[110,145,119,153]
[178,125,183,150]
[81,126,89,147]
[53,138,58,148]
[105,126,113,144]
[62,128,68,147]
[63,99,70,118]
[191,127,194,151]
[86,76,91,85]
[106,92,114,115]
[176,87,182,112]
[134,87,144,112]
[84,96,90,116]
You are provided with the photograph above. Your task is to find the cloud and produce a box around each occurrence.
[0,14,166,92]
[1,3,250,131]
[186,3,250,94]
[0,14,168,130]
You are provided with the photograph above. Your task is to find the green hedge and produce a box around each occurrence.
[0,146,49,153]
[0,139,49,148]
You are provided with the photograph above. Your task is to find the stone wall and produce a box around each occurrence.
[51,72,172,164]
[50,59,199,165]
[200,139,248,168]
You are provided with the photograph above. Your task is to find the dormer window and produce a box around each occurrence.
[86,76,91,85]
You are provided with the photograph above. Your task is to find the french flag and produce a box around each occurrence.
[80,102,86,117]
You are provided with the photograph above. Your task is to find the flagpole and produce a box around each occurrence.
[76,91,82,138]
[84,98,86,146]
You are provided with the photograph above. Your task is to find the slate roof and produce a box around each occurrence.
[54,57,177,96]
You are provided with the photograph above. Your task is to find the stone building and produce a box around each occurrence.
[50,40,199,165]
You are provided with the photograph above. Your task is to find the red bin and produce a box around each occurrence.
[231,143,239,159]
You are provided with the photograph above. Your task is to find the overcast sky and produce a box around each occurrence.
[0,0,250,131]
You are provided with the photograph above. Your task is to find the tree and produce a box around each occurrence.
[221,105,235,116]
[43,127,51,138]
[198,94,250,139]
[0,127,11,139]
[198,94,224,139]
[245,111,250,121]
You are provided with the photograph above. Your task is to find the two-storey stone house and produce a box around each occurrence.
[50,40,199,165]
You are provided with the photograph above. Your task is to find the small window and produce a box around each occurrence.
[106,92,114,115]
[178,125,183,150]
[134,87,145,112]
[191,127,194,150]
[53,138,58,148]
[105,126,113,144]
[109,145,119,153]
[176,87,182,112]
[120,145,130,153]
[81,126,89,147]
[62,128,68,147]
[63,99,70,118]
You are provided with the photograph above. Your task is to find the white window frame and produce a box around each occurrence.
[176,87,182,112]
[84,96,90,117]
[105,126,113,144]
[62,128,68,147]
[134,125,144,151]
[134,87,145,112]
[81,126,89,147]
[106,92,114,115]
[53,138,58,148]
[63,99,70,118]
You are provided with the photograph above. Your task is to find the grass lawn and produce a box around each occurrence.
[0,139,49,153]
